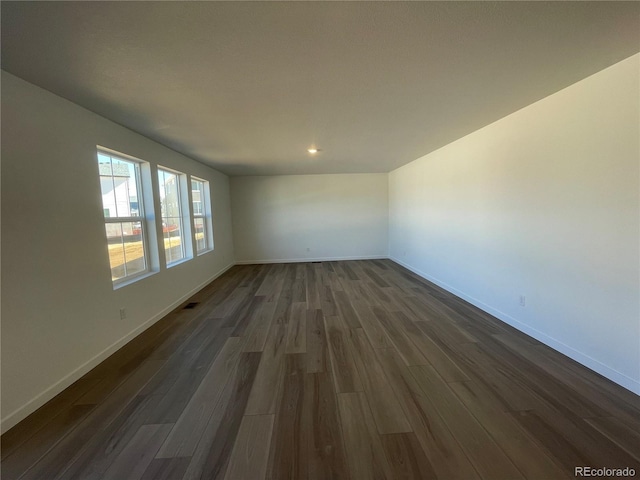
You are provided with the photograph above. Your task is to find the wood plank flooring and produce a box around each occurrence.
[3,260,640,479]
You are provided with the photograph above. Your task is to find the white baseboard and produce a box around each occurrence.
[389,256,640,396]
[235,255,388,265]
[0,262,235,434]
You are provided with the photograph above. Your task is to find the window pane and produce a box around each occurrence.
[163,228,182,264]
[159,170,179,218]
[159,167,188,266]
[106,222,147,281]
[191,178,211,254]
[163,217,184,262]
[111,158,139,217]
[99,158,116,219]
[194,217,206,252]
[122,221,146,277]
[105,222,126,281]
[191,179,203,215]
[99,155,141,219]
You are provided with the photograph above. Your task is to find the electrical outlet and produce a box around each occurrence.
[119,308,127,320]
[519,295,526,307]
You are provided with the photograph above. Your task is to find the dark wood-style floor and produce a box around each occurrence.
[2,260,640,479]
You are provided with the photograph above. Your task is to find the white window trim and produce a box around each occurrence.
[190,176,214,255]
[157,166,193,267]
[97,147,156,287]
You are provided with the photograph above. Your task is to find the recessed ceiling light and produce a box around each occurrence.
[307,147,320,154]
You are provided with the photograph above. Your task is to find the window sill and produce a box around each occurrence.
[167,257,193,269]
[113,270,157,290]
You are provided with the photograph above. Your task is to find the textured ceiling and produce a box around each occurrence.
[2,2,639,176]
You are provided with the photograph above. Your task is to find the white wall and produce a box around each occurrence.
[231,174,388,263]
[1,72,236,432]
[389,54,640,394]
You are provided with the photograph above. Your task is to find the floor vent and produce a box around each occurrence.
[183,302,199,309]
[312,261,322,264]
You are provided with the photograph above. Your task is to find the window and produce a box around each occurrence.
[191,177,214,254]
[158,167,190,265]
[98,150,150,283]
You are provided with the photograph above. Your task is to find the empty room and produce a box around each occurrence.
[1,2,639,479]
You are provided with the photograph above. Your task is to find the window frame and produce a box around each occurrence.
[97,148,155,287]
[190,176,214,255]
[157,166,192,267]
